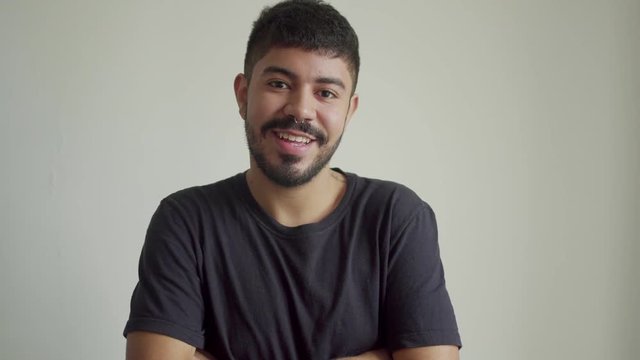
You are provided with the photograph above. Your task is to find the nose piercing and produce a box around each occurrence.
[290,115,300,124]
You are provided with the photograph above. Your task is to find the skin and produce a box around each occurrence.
[126,48,459,360]
[234,47,359,227]
[126,331,458,360]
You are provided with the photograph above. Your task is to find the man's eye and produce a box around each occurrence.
[268,80,289,89]
[318,90,337,99]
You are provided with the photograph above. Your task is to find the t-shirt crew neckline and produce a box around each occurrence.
[232,168,356,238]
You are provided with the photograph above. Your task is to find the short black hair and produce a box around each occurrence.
[244,0,360,92]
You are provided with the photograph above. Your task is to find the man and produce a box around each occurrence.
[124,1,461,359]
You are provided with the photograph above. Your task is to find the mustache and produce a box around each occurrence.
[260,117,327,145]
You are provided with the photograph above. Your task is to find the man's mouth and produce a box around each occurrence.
[261,117,326,145]
[275,131,312,144]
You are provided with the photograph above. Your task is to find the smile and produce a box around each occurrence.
[275,131,312,144]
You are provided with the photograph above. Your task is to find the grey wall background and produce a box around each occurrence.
[1,1,638,359]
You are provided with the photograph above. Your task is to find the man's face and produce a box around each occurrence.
[234,47,359,187]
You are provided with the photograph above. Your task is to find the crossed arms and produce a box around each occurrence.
[126,331,459,360]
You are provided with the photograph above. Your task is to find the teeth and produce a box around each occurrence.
[277,132,311,144]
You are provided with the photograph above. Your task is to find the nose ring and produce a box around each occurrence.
[291,115,300,124]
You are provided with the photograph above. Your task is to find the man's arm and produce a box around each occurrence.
[336,348,391,359]
[338,345,459,360]
[392,345,459,360]
[126,331,197,360]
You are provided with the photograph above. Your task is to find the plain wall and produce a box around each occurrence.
[1,1,638,359]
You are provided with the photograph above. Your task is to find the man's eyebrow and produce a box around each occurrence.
[316,77,345,90]
[262,66,297,79]
[262,66,346,90]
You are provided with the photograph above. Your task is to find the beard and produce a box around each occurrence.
[245,116,343,188]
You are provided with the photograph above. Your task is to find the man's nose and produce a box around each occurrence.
[284,90,315,122]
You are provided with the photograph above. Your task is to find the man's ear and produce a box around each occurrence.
[234,73,248,120]
[345,93,359,126]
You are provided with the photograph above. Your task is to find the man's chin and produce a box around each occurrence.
[249,143,338,188]
[278,153,304,165]
[255,161,319,188]
[266,168,313,188]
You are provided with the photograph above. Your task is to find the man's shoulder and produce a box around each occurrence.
[347,171,426,206]
[345,171,433,222]
[160,172,245,211]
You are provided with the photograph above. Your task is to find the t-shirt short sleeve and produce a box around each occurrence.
[123,197,206,348]
[383,202,462,351]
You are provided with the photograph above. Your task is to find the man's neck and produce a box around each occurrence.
[245,166,347,227]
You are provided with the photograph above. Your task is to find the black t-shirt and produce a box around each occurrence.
[124,170,461,359]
